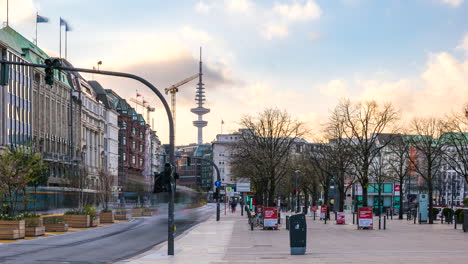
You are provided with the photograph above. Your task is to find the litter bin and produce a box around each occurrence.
[289,214,307,255]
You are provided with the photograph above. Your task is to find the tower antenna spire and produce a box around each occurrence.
[191,47,210,145]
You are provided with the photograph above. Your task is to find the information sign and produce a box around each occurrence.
[320,205,328,219]
[394,184,401,195]
[358,207,373,228]
[263,207,278,227]
[336,212,345,224]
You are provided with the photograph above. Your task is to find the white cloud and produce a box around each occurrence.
[457,34,468,55]
[319,80,348,97]
[439,0,464,7]
[262,24,288,40]
[308,32,320,41]
[180,26,213,42]
[225,0,252,13]
[195,1,214,13]
[0,0,36,25]
[273,0,322,22]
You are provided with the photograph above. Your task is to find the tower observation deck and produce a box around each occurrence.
[191,47,210,145]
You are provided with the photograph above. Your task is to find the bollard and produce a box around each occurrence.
[313,211,316,221]
[324,216,327,224]
[390,211,393,220]
[386,210,389,218]
[379,216,381,230]
[251,220,254,231]
[454,219,457,230]
[384,216,386,230]
[441,215,443,224]
[353,212,355,225]
[278,212,281,225]
[286,215,290,230]
[414,213,416,224]
[334,211,337,220]
[419,213,422,224]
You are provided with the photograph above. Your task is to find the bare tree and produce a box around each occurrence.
[98,169,115,210]
[332,99,398,206]
[442,113,468,185]
[230,108,305,206]
[386,133,411,219]
[407,117,446,224]
[369,149,392,219]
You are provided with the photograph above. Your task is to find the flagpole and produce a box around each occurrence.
[6,0,9,27]
[59,18,62,58]
[35,12,38,45]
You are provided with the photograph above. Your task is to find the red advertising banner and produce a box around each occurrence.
[263,207,278,227]
[336,212,345,224]
[311,206,317,212]
[320,205,328,219]
[358,207,373,228]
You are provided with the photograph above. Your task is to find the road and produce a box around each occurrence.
[0,204,215,264]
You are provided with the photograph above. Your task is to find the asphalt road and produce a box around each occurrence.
[0,204,215,264]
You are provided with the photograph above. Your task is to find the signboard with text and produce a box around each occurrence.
[358,207,373,228]
[336,212,346,224]
[263,207,278,227]
[320,205,328,219]
[236,182,251,192]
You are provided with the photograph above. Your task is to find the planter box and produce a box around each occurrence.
[90,218,100,227]
[142,209,153,216]
[26,226,45,236]
[25,217,43,227]
[115,214,128,220]
[100,212,114,223]
[44,223,69,232]
[0,220,25,239]
[64,215,90,228]
[132,208,143,217]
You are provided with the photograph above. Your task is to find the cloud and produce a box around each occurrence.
[308,32,321,41]
[457,34,468,55]
[180,26,213,42]
[195,1,214,13]
[225,0,252,13]
[439,0,464,7]
[0,0,37,25]
[319,80,349,97]
[273,0,322,22]
[262,24,288,40]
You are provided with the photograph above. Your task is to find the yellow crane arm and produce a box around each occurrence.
[164,73,200,94]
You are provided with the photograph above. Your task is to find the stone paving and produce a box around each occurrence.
[123,207,468,264]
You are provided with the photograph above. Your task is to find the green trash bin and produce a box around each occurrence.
[289,214,307,255]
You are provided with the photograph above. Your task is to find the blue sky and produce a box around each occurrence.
[2,0,468,144]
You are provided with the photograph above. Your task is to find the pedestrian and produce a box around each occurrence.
[231,199,237,213]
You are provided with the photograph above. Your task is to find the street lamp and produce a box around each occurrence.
[97,61,102,71]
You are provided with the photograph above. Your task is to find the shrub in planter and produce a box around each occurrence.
[442,208,454,222]
[142,207,154,216]
[24,212,45,237]
[0,214,25,239]
[115,209,128,220]
[64,209,90,228]
[84,205,99,227]
[463,198,468,207]
[455,209,464,223]
[100,208,114,224]
[43,216,68,232]
[132,207,143,217]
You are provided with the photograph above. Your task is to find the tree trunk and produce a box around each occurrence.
[428,181,434,224]
[362,185,368,207]
[268,178,275,207]
[399,178,404,220]
[338,180,346,212]
[304,190,309,214]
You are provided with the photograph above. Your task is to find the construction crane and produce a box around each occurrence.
[164,73,200,130]
[129,97,155,126]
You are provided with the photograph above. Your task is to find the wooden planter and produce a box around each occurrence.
[90,218,100,227]
[100,212,114,223]
[26,226,45,236]
[142,209,153,216]
[44,223,69,232]
[64,215,90,228]
[115,214,128,220]
[25,217,43,227]
[132,208,143,217]
[0,220,25,240]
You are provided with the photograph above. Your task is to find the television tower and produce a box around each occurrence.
[191,47,210,145]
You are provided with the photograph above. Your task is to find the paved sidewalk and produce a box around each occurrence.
[123,208,468,264]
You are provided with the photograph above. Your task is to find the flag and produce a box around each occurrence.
[60,17,72,31]
[37,14,49,23]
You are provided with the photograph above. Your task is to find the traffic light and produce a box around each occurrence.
[44,58,61,86]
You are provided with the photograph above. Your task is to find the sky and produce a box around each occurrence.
[1,0,468,145]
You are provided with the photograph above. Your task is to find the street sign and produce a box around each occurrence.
[358,207,373,228]
[236,182,251,192]
[226,187,234,197]
[215,181,221,188]
[394,184,400,195]
[320,205,327,219]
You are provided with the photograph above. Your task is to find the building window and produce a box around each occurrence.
[132,128,136,135]
[139,158,143,166]
[132,155,136,164]
[139,144,143,152]
[123,153,126,161]
[122,136,126,145]
[139,131,143,138]
[122,121,127,128]
[132,141,136,149]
